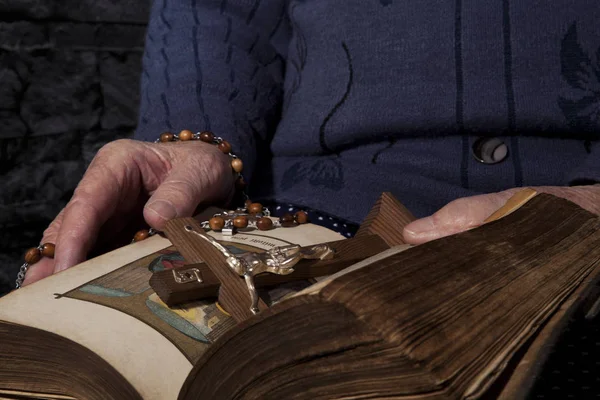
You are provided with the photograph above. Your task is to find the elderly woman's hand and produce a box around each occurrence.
[403,185,600,245]
[23,138,235,286]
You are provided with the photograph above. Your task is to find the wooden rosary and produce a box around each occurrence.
[15,130,308,289]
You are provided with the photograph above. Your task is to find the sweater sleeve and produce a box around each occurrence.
[567,141,600,185]
[135,0,290,184]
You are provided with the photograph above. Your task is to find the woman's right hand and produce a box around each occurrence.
[22,137,236,286]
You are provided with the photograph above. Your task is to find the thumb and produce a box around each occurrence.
[143,154,234,230]
[403,189,521,245]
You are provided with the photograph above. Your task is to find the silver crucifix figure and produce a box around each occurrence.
[184,225,334,314]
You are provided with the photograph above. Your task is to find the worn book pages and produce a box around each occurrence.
[0,388,76,399]
[0,222,343,400]
[180,194,600,400]
[295,245,412,296]
[0,235,188,400]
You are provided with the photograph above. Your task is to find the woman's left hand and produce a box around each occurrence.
[403,185,600,245]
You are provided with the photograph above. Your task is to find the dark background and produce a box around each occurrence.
[0,0,150,295]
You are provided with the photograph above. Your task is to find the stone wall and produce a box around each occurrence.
[0,0,150,295]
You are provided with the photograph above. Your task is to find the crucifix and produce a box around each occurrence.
[154,191,534,322]
[154,193,414,322]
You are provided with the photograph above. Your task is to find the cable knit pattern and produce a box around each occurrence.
[135,0,290,185]
[138,0,599,225]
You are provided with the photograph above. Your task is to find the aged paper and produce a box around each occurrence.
[295,245,412,297]
[0,222,343,399]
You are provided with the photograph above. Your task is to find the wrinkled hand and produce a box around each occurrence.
[403,185,600,245]
[23,139,235,286]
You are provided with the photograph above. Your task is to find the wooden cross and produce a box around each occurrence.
[154,193,415,322]
[155,190,538,323]
[162,217,271,321]
[152,234,389,304]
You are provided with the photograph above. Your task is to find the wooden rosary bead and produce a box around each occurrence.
[24,248,41,264]
[244,199,253,210]
[179,130,194,141]
[280,213,296,227]
[41,243,55,258]
[248,203,263,214]
[294,211,309,224]
[160,132,174,142]
[233,216,249,229]
[199,131,215,143]
[133,230,150,242]
[231,158,243,173]
[218,140,232,154]
[256,217,273,231]
[209,217,226,231]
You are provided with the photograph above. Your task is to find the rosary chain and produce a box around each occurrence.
[15,244,44,289]
[15,129,303,289]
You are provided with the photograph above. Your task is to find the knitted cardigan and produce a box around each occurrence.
[135,0,600,222]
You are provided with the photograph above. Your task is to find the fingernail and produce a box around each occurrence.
[404,216,435,235]
[54,262,69,274]
[54,254,81,274]
[146,200,177,221]
[53,258,70,274]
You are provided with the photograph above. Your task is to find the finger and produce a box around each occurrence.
[52,189,119,274]
[22,258,54,287]
[90,192,149,257]
[143,149,233,229]
[22,208,66,286]
[403,188,521,245]
[52,143,139,273]
[534,185,600,215]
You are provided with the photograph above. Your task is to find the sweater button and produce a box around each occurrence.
[472,137,508,164]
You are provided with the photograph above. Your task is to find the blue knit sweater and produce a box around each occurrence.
[135,0,600,222]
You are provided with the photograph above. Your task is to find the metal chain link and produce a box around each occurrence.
[15,244,43,289]
[15,263,29,289]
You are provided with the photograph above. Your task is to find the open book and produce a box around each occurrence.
[1,193,599,400]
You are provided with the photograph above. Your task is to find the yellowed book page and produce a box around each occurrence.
[0,222,343,400]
